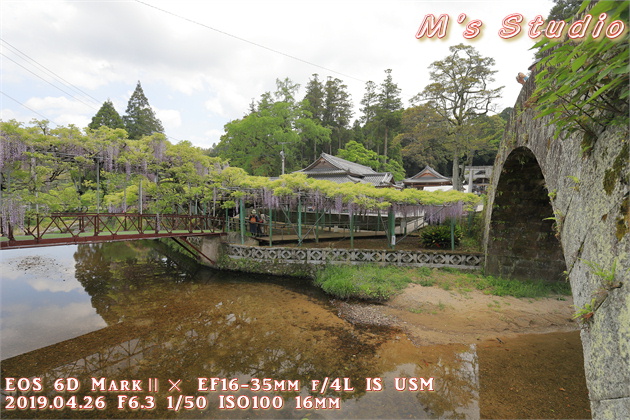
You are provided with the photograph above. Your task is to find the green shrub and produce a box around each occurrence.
[420,223,463,249]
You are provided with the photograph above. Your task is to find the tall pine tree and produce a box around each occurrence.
[303,74,325,123]
[376,69,403,160]
[123,81,164,140]
[322,77,353,153]
[88,99,124,130]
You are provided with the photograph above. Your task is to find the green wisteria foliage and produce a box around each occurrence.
[1,120,478,233]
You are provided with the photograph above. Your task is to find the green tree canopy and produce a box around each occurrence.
[547,0,583,20]
[337,140,406,181]
[323,77,353,152]
[303,74,325,123]
[88,100,125,131]
[123,81,164,140]
[216,80,331,176]
[411,44,503,190]
[533,0,629,151]
[397,104,452,176]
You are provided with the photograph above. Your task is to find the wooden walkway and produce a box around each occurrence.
[255,230,387,245]
[253,216,424,245]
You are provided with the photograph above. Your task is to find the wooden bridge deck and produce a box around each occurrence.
[254,230,388,245]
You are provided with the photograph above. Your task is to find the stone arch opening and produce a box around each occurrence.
[485,147,566,281]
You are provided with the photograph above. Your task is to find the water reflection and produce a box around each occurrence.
[1,241,589,419]
[2,241,483,418]
[1,246,107,359]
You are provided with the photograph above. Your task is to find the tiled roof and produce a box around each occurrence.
[297,152,394,187]
[362,173,394,187]
[404,165,451,183]
[306,173,363,184]
[300,153,378,176]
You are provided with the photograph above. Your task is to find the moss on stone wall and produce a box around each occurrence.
[603,142,629,195]
[616,196,629,241]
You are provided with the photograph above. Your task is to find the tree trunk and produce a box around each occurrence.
[384,125,388,161]
[452,149,461,191]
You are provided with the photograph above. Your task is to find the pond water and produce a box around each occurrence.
[1,241,590,419]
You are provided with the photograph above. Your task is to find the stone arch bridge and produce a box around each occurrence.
[483,76,629,417]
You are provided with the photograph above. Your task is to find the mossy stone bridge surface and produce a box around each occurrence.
[483,76,629,418]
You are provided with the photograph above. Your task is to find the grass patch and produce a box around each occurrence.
[414,268,572,299]
[313,264,572,301]
[313,264,413,300]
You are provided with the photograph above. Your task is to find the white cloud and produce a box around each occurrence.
[25,96,95,115]
[1,0,555,145]
[0,108,19,121]
[2,302,107,358]
[155,107,182,130]
[0,253,79,292]
[204,97,225,117]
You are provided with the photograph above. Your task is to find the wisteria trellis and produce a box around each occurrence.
[1,121,478,238]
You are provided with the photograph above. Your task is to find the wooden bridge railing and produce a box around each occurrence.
[3,213,225,245]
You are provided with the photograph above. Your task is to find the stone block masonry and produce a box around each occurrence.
[483,74,629,418]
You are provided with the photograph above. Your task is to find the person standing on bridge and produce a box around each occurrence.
[249,210,261,236]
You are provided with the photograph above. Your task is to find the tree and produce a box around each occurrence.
[376,69,403,160]
[274,77,300,104]
[88,100,125,131]
[322,77,353,153]
[411,44,503,190]
[547,0,583,20]
[360,81,379,125]
[533,1,629,150]
[295,106,331,163]
[123,81,164,140]
[358,81,379,151]
[216,85,332,176]
[337,141,406,181]
[302,74,325,124]
[397,104,452,176]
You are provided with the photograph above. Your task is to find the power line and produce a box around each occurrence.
[133,0,366,84]
[1,91,59,126]
[1,39,103,107]
[1,53,100,112]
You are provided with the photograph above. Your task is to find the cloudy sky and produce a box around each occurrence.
[1,0,554,149]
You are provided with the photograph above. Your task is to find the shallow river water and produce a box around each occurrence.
[1,241,590,419]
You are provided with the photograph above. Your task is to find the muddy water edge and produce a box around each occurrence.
[1,240,590,419]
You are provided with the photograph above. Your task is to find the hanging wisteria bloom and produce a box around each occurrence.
[0,196,26,236]
[0,133,27,172]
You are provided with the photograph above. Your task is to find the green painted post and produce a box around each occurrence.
[297,195,302,246]
[450,217,455,251]
[96,159,100,214]
[388,208,396,249]
[239,199,245,245]
[350,213,355,249]
[268,208,273,247]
